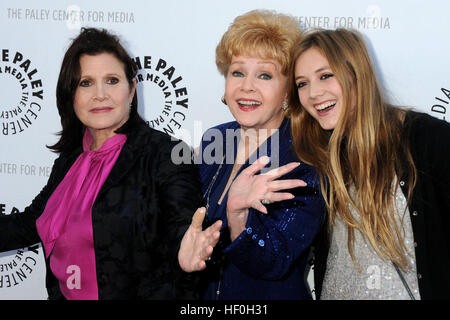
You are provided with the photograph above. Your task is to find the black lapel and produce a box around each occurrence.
[97,124,149,197]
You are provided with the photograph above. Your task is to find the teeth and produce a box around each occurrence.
[237,100,261,106]
[316,101,336,111]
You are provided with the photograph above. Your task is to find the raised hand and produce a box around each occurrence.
[178,207,222,272]
[226,156,306,240]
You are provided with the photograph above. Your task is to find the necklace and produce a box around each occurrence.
[202,155,225,216]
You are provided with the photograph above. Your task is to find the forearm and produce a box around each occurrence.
[227,208,249,241]
[0,206,41,252]
[223,161,323,279]
[224,197,323,280]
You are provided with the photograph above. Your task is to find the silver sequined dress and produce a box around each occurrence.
[321,181,421,300]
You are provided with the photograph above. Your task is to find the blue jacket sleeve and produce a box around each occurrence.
[223,164,325,280]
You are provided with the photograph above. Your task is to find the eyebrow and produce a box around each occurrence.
[295,66,331,80]
[230,60,278,68]
[79,72,122,78]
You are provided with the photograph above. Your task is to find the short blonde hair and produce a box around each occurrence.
[216,9,302,76]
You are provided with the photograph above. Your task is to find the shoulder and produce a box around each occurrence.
[53,147,82,173]
[199,121,239,152]
[403,110,450,149]
[404,110,450,134]
[129,124,187,150]
[124,124,193,165]
[403,110,450,175]
[137,124,175,144]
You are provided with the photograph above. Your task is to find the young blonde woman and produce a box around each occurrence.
[289,28,450,299]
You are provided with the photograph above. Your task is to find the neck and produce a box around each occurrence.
[88,128,116,151]
[236,125,281,165]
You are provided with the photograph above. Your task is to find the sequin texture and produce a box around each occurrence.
[321,180,421,300]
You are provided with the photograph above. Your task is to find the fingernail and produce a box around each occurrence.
[260,156,270,164]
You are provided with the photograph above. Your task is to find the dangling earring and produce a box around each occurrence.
[221,95,227,105]
[282,100,288,111]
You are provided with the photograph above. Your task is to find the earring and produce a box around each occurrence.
[282,100,288,111]
[221,95,227,105]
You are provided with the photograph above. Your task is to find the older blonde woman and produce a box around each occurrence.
[179,9,324,300]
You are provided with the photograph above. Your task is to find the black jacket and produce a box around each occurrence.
[314,111,450,299]
[0,121,202,299]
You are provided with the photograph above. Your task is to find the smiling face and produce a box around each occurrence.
[224,55,287,131]
[294,47,346,130]
[74,52,136,143]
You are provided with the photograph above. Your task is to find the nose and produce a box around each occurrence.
[94,83,107,100]
[309,81,324,99]
[241,75,256,92]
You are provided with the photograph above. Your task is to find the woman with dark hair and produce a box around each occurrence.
[50,27,142,153]
[0,27,202,300]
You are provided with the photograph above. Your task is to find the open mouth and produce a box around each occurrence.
[237,99,261,111]
[315,101,336,114]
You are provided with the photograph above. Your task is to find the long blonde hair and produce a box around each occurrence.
[288,29,417,270]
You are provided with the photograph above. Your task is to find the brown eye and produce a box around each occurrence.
[296,81,307,89]
[231,70,244,77]
[107,77,119,85]
[79,79,91,87]
[320,73,334,80]
[259,73,272,80]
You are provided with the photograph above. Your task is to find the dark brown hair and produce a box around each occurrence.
[49,27,141,153]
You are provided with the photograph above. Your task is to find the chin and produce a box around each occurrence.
[320,123,336,131]
[238,121,259,131]
[234,117,253,128]
[315,116,337,131]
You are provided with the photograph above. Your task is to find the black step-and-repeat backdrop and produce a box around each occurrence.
[1,0,448,299]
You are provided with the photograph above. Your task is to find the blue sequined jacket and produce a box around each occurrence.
[196,118,325,300]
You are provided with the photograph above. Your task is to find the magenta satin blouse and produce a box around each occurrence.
[36,129,126,299]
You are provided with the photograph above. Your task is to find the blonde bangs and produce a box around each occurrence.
[216,10,301,76]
